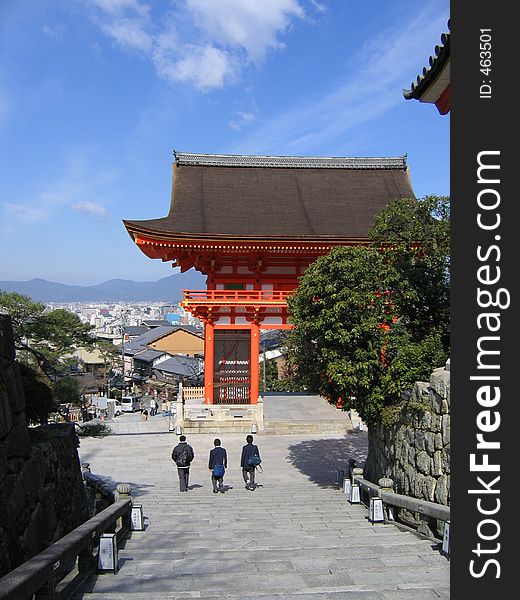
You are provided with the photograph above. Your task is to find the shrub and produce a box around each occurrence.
[76,422,113,438]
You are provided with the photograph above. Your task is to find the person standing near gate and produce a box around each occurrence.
[208,438,227,493]
[172,435,195,492]
[240,434,261,490]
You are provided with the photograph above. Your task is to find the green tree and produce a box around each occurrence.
[53,376,81,406]
[18,363,57,425]
[0,291,94,380]
[368,195,450,351]
[286,196,450,425]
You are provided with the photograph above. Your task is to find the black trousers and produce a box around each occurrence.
[211,475,224,491]
[242,468,255,487]
[177,467,190,491]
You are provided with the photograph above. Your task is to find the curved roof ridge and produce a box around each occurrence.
[173,151,407,170]
[403,19,450,101]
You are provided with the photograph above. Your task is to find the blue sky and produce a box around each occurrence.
[0,0,449,286]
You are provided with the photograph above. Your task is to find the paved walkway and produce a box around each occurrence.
[262,395,352,423]
[73,414,450,599]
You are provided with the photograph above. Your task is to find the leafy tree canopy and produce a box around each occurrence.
[53,376,81,406]
[0,291,95,380]
[286,196,450,425]
[18,363,57,425]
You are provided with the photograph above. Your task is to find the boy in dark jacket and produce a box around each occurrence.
[208,438,227,493]
[172,435,195,492]
[240,434,261,490]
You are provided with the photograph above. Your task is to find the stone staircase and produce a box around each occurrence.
[74,426,449,600]
[263,420,353,434]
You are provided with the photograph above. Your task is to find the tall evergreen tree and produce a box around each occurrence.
[286,196,450,425]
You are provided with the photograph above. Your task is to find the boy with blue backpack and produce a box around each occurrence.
[208,438,227,493]
[240,434,261,490]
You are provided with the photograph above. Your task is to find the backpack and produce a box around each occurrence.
[173,445,192,467]
[247,453,261,467]
[212,464,225,478]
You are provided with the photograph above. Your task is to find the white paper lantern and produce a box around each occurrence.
[442,521,450,557]
[97,533,118,574]
[369,496,384,523]
[349,483,360,504]
[131,505,144,531]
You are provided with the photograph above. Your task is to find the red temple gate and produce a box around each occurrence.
[124,152,415,405]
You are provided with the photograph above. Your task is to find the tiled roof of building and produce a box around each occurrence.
[173,152,407,170]
[152,355,202,376]
[124,152,415,242]
[133,348,166,363]
[141,319,172,328]
[124,325,148,337]
[403,20,450,114]
[124,325,202,355]
[124,325,175,354]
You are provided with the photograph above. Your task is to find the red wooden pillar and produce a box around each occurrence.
[250,323,260,405]
[204,322,214,404]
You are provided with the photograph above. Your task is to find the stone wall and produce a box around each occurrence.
[0,314,92,578]
[364,363,450,507]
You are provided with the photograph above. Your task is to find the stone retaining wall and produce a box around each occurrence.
[364,363,450,507]
[0,315,91,577]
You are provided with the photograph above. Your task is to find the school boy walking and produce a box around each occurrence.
[240,434,261,490]
[208,438,227,493]
[171,435,195,492]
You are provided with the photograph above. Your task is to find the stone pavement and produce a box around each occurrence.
[73,413,450,599]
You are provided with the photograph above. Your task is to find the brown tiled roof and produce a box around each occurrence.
[124,152,415,242]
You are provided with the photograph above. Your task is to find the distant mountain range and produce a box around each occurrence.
[0,272,206,303]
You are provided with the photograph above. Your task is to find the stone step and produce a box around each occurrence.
[74,587,449,600]
[263,421,352,434]
[73,429,448,598]
[72,565,450,597]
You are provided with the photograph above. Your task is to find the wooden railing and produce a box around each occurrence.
[182,289,292,305]
[0,502,131,600]
[0,472,134,600]
[344,466,450,549]
[182,386,205,401]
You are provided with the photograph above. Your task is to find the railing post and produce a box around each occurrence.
[351,467,364,503]
[34,575,57,599]
[378,477,395,520]
[78,541,95,576]
[417,516,435,539]
[351,467,364,480]
[115,483,133,532]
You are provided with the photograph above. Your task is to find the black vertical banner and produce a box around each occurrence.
[451,3,515,598]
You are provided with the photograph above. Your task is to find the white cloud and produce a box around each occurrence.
[165,45,237,91]
[308,0,327,13]
[232,6,449,154]
[91,0,150,17]
[73,200,108,218]
[100,16,153,52]
[88,0,312,90]
[228,107,258,131]
[1,153,114,227]
[42,23,66,40]
[186,0,304,62]
[2,203,44,223]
